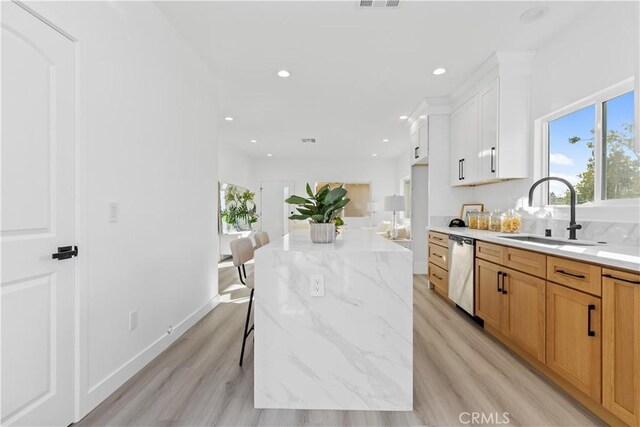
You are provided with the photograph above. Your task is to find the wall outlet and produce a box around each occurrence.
[128,311,137,331]
[310,275,324,297]
[108,202,119,223]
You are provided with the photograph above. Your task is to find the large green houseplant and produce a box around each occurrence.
[285,183,350,243]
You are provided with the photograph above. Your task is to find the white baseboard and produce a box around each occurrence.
[413,261,427,274]
[83,295,220,416]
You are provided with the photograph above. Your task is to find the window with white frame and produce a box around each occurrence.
[543,80,638,205]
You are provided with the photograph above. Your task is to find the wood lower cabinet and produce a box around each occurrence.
[428,262,448,296]
[427,231,450,300]
[476,259,545,362]
[546,282,601,402]
[471,239,638,424]
[428,244,448,270]
[602,269,640,426]
[502,269,545,362]
[476,240,504,265]
[475,259,503,330]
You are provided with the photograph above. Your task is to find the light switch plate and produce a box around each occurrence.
[108,202,119,223]
[310,275,324,297]
[129,311,137,331]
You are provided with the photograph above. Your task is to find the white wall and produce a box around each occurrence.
[29,2,220,419]
[394,151,410,193]
[253,158,397,228]
[219,144,255,191]
[473,2,639,222]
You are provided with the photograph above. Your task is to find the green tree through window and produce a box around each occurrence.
[549,91,638,205]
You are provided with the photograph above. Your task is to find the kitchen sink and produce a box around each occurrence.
[498,235,603,247]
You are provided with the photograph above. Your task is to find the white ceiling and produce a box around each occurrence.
[156,1,599,160]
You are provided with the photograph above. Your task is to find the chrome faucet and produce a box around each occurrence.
[528,177,582,240]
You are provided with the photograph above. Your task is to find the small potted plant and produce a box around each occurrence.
[285,183,350,243]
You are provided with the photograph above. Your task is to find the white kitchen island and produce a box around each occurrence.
[253,229,413,411]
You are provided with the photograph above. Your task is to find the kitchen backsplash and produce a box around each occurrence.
[429,215,639,246]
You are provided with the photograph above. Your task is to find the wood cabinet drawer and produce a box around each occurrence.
[505,247,546,278]
[429,262,449,296]
[476,241,504,264]
[547,256,601,296]
[428,244,448,270]
[428,231,449,248]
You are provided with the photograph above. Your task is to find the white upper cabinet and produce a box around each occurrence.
[478,79,499,180]
[450,95,480,185]
[410,117,428,165]
[450,51,533,187]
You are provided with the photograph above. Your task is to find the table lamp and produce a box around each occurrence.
[384,195,405,239]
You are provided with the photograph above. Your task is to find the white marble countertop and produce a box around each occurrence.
[429,226,640,272]
[259,228,411,253]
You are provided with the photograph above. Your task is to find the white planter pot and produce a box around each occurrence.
[310,223,336,244]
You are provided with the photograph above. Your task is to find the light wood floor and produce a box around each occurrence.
[77,260,603,426]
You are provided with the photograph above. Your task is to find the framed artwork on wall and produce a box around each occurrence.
[460,203,484,219]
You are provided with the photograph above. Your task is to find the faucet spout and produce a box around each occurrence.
[528,177,582,240]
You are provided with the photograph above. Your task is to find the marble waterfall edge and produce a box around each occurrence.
[253,230,413,411]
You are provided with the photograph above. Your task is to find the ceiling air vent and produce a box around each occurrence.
[301,138,317,144]
[360,0,399,7]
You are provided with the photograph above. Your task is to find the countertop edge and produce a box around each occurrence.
[428,226,640,273]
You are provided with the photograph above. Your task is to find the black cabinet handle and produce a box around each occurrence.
[497,271,502,293]
[491,147,496,173]
[556,269,586,279]
[602,274,640,284]
[501,272,507,294]
[52,245,78,260]
[458,159,462,180]
[415,146,419,159]
[433,274,443,281]
[587,304,596,337]
[461,159,465,180]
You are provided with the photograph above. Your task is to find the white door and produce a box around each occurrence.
[1,3,76,426]
[260,182,294,238]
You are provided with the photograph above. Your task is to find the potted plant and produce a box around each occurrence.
[285,183,350,243]
[221,185,258,231]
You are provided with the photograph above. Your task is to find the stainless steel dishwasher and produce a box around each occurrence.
[448,234,475,315]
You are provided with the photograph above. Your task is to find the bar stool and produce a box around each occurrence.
[254,231,270,248]
[229,237,255,367]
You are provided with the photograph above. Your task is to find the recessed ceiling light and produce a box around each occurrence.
[224,116,234,121]
[399,115,408,120]
[419,115,427,119]
[277,70,290,78]
[382,138,390,143]
[519,6,547,24]
[372,153,378,157]
[267,153,273,157]
[432,68,446,75]
[250,139,257,143]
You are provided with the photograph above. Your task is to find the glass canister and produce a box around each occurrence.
[466,210,480,229]
[489,209,503,232]
[478,211,490,230]
[501,209,522,233]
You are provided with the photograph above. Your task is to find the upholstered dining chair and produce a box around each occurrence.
[229,237,255,367]
[254,231,270,248]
